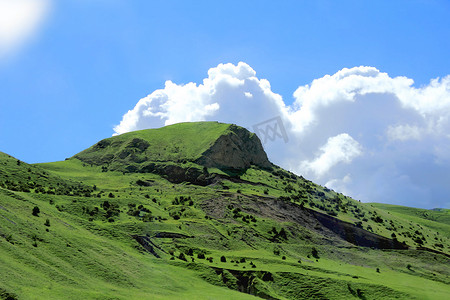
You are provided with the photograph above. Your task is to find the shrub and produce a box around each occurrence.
[5,234,13,244]
[0,288,18,300]
[311,247,320,259]
[178,253,187,261]
[142,213,153,222]
[44,219,50,227]
[356,289,364,298]
[32,206,40,217]
[197,253,205,259]
[220,255,226,262]
[262,271,274,281]
[279,228,288,240]
[372,216,383,223]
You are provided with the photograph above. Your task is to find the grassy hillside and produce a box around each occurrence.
[74,121,233,167]
[0,151,94,196]
[370,203,450,239]
[1,122,449,299]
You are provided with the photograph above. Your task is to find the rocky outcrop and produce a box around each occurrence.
[74,123,272,185]
[139,163,213,186]
[195,125,271,170]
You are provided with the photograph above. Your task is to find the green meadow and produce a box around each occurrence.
[1,122,449,299]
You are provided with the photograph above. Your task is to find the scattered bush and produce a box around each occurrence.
[220,255,227,262]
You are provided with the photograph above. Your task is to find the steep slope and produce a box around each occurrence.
[1,122,449,299]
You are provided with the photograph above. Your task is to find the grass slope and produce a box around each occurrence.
[74,122,233,166]
[1,122,449,299]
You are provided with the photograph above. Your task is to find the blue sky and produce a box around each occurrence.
[1,0,449,208]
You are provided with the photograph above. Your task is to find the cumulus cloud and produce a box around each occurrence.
[300,134,362,178]
[113,62,288,135]
[0,0,50,58]
[114,62,450,208]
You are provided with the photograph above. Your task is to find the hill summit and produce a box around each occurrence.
[74,122,272,174]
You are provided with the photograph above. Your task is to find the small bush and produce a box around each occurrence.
[5,234,13,244]
[197,253,205,259]
[262,271,274,281]
[311,247,320,259]
[220,255,226,262]
[44,219,50,227]
[0,287,18,300]
[32,206,40,217]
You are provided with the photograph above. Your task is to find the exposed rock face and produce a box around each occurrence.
[196,125,271,170]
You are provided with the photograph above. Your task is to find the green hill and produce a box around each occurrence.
[1,122,449,299]
[74,121,271,172]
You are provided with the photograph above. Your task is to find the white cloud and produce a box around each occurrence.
[0,0,50,58]
[113,62,288,135]
[114,62,450,208]
[299,134,362,178]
